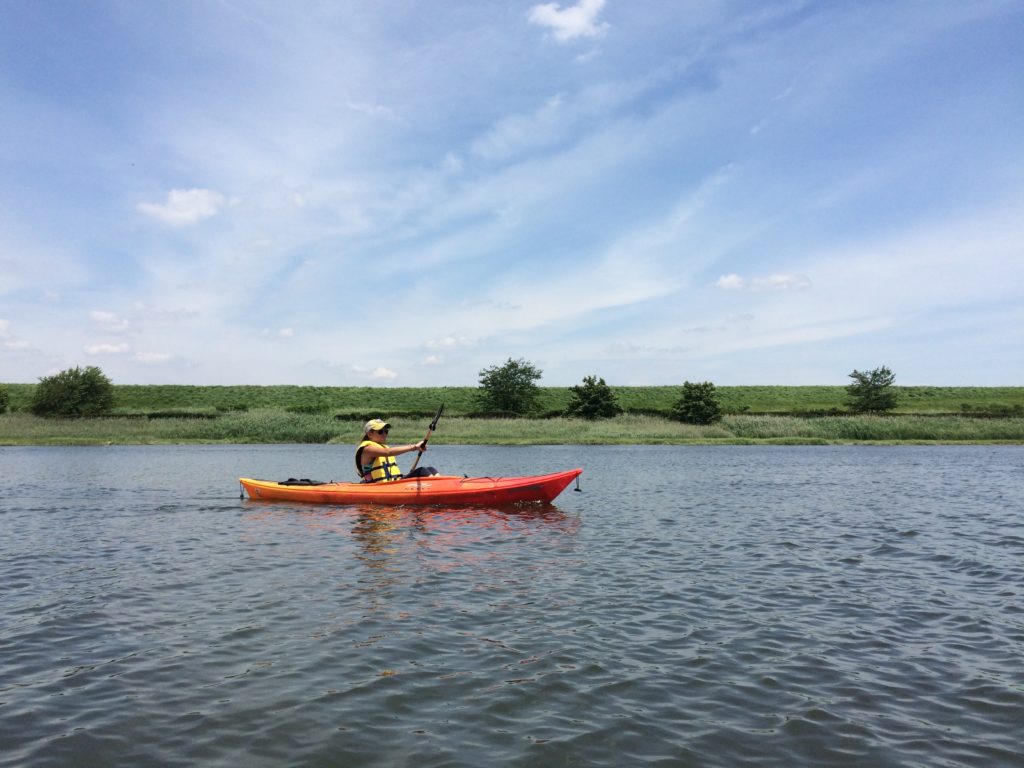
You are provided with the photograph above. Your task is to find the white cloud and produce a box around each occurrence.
[138,188,226,226]
[261,327,295,339]
[716,273,811,291]
[468,74,659,162]
[402,174,732,353]
[371,367,398,380]
[90,310,131,332]
[716,273,745,290]
[135,352,173,364]
[423,355,442,365]
[441,153,464,175]
[472,94,567,160]
[427,335,474,349]
[752,273,812,292]
[0,319,32,351]
[528,0,609,42]
[84,343,131,355]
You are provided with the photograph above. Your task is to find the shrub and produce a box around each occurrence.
[30,366,115,417]
[0,385,9,414]
[846,366,897,413]
[285,403,329,414]
[565,375,622,419]
[476,358,543,415]
[671,381,723,425]
[960,402,1024,418]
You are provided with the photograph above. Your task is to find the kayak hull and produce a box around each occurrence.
[239,468,582,506]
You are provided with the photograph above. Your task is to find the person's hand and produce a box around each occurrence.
[416,440,427,452]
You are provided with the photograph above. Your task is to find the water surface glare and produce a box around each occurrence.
[1,445,1023,767]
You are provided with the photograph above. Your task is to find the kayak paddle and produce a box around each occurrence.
[410,403,444,472]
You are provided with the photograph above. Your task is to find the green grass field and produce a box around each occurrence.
[3,383,1023,416]
[2,383,1022,445]
[1,410,1023,446]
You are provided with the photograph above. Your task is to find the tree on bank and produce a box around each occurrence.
[0,384,9,414]
[671,381,723,424]
[30,366,114,417]
[846,366,897,413]
[565,375,622,420]
[477,358,543,415]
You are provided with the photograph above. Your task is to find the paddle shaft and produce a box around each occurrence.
[410,403,443,472]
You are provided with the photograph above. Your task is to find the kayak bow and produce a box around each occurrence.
[239,468,582,506]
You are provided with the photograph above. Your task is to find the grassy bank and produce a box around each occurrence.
[2,411,1022,446]
[3,383,1024,417]
[3,384,1022,445]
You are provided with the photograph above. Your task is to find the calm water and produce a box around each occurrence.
[1,444,1023,767]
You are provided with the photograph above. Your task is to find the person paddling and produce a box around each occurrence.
[356,418,438,483]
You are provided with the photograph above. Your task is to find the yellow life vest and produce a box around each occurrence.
[356,439,403,483]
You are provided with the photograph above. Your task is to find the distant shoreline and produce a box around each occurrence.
[2,382,1022,416]
[3,384,1022,445]
[2,411,1022,446]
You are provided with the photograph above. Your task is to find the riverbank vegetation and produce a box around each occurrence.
[1,381,1022,445]
[2,382,1022,417]
[1,410,1022,446]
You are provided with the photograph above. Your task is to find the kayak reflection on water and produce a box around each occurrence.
[349,504,582,578]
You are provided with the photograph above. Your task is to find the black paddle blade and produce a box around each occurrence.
[430,403,444,431]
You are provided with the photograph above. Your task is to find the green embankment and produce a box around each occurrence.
[1,384,1022,445]
[3,383,1023,415]
[0,411,1021,446]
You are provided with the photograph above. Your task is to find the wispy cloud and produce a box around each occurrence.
[370,367,398,380]
[716,273,812,291]
[471,94,568,161]
[528,0,610,42]
[716,274,745,290]
[84,343,131,356]
[134,352,173,364]
[0,1,1019,386]
[426,336,474,350]
[138,189,227,226]
[90,310,132,333]
[0,320,33,351]
[261,327,295,339]
[348,101,397,120]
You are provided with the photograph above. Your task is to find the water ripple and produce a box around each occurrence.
[1,445,1023,766]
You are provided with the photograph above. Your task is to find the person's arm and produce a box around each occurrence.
[360,441,426,460]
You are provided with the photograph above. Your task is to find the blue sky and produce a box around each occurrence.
[1,0,1021,386]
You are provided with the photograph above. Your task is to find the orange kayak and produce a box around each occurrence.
[239,468,582,506]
